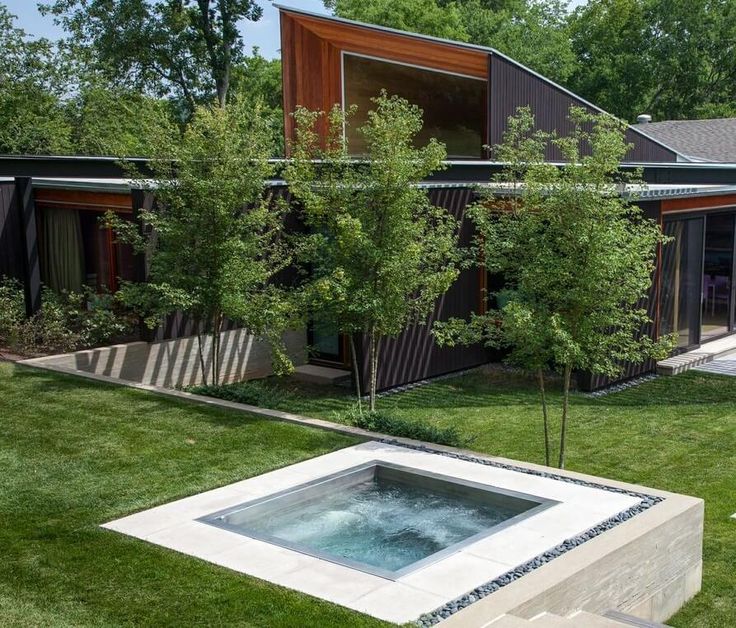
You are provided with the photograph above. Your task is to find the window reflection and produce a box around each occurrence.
[343,54,486,159]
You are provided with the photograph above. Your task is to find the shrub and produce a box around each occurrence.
[187,379,292,409]
[0,277,132,356]
[343,407,469,447]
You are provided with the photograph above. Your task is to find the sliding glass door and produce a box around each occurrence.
[701,213,735,341]
[661,217,704,348]
[661,211,736,349]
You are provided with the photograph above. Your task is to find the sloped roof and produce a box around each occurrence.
[276,4,685,162]
[634,118,736,163]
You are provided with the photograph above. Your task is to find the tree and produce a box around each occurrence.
[41,0,264,110]
[107,98,296,385]
[434,106,673,468]
[569,0,736,121]
[0,5,72,154]
[459,0,576,83]
[229,49,285,155]
[284,93,461,410]
[67,85,177,157]
[324,0,468,41]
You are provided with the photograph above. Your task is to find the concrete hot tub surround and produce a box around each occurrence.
[103,440,703,626]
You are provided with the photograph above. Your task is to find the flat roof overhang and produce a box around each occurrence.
[2,155,736,193]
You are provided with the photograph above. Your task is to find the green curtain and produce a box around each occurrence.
[42,208,85,293]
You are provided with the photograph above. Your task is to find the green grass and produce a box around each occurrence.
[0,363,389,628]
[252,369,736,628]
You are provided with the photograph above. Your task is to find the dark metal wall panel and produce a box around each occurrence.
[488,55,678,163]
[359,187,490,392]
[577,200,662,391]
[0,181,24,281]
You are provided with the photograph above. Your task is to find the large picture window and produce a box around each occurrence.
[343,53,486,159]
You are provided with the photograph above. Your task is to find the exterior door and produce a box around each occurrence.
[661,217,704,349]
[701,213,735,342]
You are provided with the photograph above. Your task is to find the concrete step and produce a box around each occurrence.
[602,610,671,627]
[529,612,574,626]
[567,610,630,627]
[488,615,535,627]
[292,364,351,386]
[657,334,736,376]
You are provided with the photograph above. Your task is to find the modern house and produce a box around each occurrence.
[3,7,736,391]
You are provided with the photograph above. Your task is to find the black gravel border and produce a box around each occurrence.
[374,438,664,626]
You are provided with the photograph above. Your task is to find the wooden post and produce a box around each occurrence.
[14,177,41,316]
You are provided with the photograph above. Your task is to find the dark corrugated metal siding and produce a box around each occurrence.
[488,55,678,163]
[577,200,662,391]
[0,181,24,281]
[358,187,490,392]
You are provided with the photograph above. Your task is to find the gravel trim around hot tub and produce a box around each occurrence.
[376,439,665,627]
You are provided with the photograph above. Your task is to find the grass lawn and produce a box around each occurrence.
[233,368,735,627]
[0,363,390,628]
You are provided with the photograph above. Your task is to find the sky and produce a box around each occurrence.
[4,0,587,59]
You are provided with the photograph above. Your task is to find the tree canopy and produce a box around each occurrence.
[40,0,263,109]
[434,106,673,467]
[284,93,461,410]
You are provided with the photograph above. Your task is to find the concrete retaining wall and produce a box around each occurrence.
[27,328,307,388]
[441,490,703,626]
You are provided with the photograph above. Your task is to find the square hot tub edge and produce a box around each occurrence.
[197,460,558,580]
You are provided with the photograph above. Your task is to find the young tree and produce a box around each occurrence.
[41,0,263,110]
[108,98,296,385]
[284,93,461,410]
[434,106,673,468]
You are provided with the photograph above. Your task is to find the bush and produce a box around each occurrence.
[343,407,469,447]
[187,379,292,409]
[0,277,132,356]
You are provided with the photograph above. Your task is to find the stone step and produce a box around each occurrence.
[291,364,351,386]
[529,611,574,626]
[602,610,671,627]
[488,615,536,627]
[567,610,630,627]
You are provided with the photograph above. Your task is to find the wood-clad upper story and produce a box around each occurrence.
[279,7,680,163]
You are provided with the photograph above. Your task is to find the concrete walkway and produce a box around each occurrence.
[693,353,736,376]
[657,335,736,376]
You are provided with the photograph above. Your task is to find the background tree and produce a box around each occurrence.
[108,98,296,385]
[229,49,284,155]
[67,85,177,156]
[0,5,72,154]
[434,106,673,468]
[284,93,461,410]
[569,0,736,121]
[41,0,264,110]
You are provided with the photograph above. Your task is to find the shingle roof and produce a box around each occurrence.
[634,118,736,163]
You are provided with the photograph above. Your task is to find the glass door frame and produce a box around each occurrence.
[700,211,736,344]
[663,208,736,350]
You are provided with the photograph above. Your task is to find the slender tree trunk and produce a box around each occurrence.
[213,311,223,385]
[558,364,572,469]
[349,334,363,413]
[196,319,208,386]
[368,326,380,412]
[537,368,551,467]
